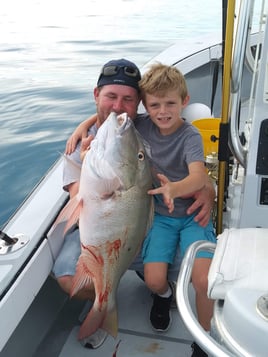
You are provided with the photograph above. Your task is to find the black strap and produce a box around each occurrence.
[0,230,16,245]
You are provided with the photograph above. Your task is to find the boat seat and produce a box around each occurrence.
[208,228,268,299]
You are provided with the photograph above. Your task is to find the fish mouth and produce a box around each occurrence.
[116,113,132,134]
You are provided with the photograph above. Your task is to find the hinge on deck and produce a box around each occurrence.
[0,230,29,255]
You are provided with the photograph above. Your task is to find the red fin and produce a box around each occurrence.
[50,196,82,235]
[78,306,107,339]
[73,245,118,339]
[78,303,118,339]
[70,253,94,297]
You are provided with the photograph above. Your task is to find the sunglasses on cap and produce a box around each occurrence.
[101,65,141,79]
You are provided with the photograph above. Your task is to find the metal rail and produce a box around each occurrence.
[176,241,234,357]
[229,0,253,167]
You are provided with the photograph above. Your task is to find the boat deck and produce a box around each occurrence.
[43,270,196,357]
[2,269,196,357]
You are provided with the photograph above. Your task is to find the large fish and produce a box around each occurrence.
[54,112,153,339]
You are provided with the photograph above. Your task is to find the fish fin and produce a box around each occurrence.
[63,198,83,234]
[50,196,82,235]
[71,253,93,297]
[74,252,109,339]
[104,176,122,193]
[74,256,105,340]
[78,302,118,339]
[95,176,122,198]
[73,250,118,339]
[78,306,107,340]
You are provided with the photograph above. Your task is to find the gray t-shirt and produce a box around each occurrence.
[134,114,204,217]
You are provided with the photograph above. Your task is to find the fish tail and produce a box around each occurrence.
[78,305,106,339]
[101,306,118,338]
[78,304,118,340]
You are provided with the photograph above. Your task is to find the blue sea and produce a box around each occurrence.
[0,0,221,227]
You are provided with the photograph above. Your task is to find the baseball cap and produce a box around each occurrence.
[97,58,141,91]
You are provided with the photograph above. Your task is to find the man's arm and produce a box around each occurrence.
[64,115,98,198]
[65,114,98,154]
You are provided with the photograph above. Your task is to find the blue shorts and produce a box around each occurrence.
[142,212,216,264]
[52,224,183,281]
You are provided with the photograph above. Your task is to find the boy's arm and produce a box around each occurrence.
[65,114,98,154]
[148,162,207,213]
[171,161,208,197]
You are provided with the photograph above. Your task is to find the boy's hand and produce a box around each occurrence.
[148,173,174,213]
[148,174,216,223]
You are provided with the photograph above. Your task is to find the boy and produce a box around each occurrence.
[137,64,216,351]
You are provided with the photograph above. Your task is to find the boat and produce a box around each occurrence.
[1,0,268,355]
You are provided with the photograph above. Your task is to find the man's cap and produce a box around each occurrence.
[97,58,141,91]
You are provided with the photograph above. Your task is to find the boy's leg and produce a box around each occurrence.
[191,258,214,331]
[129,251,179,309]
[144,262,173,332]
[144,262,169,295]
[179,215,216,356]
[142,214,179,332]
[129,247,182,282]
[179,215,216,331]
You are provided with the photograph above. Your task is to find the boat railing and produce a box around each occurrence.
[229,0,267,168]
[231,0,252,94]
[176,241,239,357]
[229,0,253,167]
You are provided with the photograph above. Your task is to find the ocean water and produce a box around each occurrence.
[0,0,221,227]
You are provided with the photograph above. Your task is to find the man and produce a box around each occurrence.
[53,58,216,350]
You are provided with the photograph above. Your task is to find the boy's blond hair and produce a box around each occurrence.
[139,63,188,102]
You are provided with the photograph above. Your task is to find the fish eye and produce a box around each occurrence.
[138,151,145,161]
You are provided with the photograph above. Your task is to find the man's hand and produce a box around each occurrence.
[80,135,94,162]
[65,127,89,155]
[186,182,216,227]
[65,114,98,154]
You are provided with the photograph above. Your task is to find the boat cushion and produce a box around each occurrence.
[208,228,268,299]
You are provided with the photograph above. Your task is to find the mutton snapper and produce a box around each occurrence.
[53,112,153,340]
